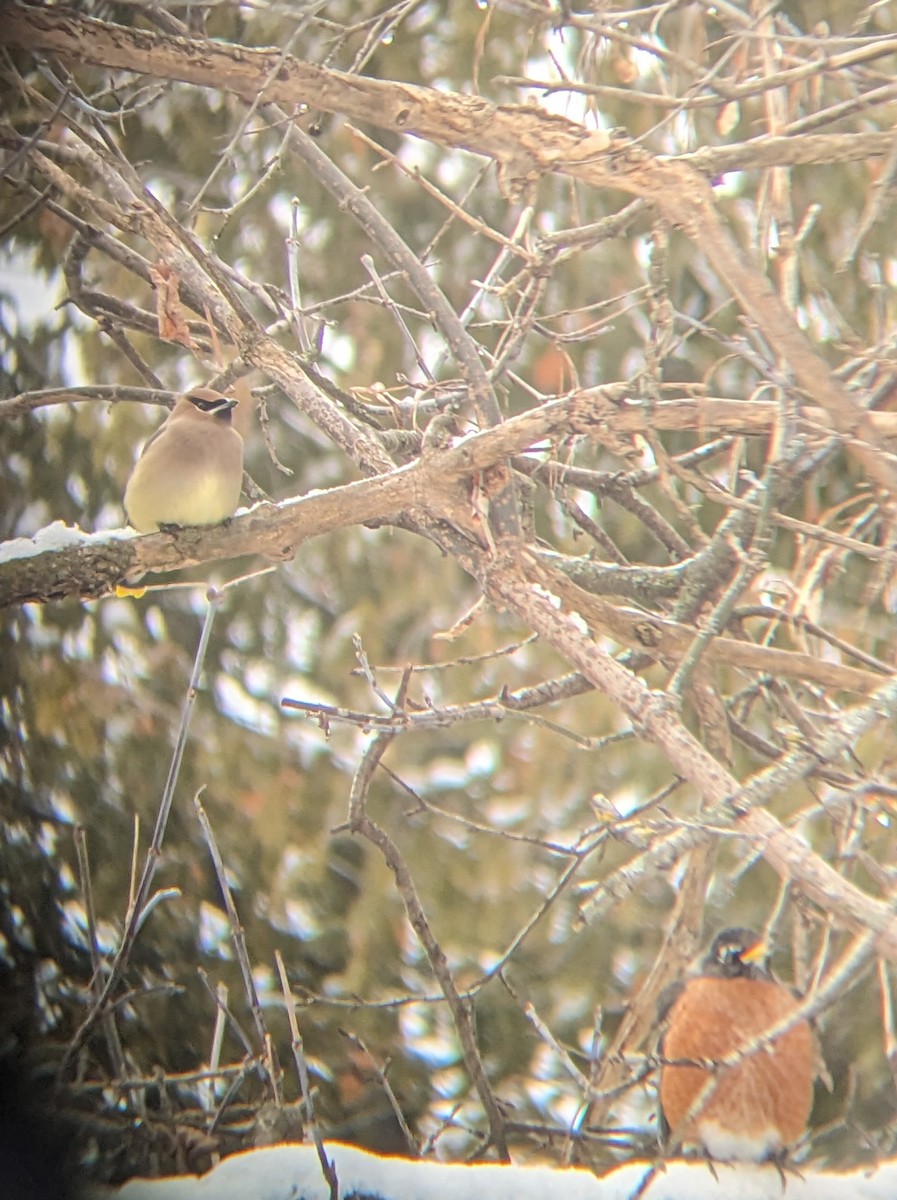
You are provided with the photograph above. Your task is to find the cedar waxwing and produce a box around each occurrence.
[123,388,244,533]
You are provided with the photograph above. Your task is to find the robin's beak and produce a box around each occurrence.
[740,938,769,964]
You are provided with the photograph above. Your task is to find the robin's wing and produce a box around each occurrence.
[657,979,685,1026]
[655,979,687,1146]
[657,1103,671,1144]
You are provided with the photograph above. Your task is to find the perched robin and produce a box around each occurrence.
[658,927,815,1162]
[123,388,244,533]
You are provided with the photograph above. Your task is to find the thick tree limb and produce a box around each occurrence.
[3,389,894,607]
[0,451,482,606]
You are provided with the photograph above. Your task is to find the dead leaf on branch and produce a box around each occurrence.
[148,263,195,349]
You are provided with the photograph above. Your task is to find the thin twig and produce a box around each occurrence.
[195,793,281,1102]
[274,950,339,1199]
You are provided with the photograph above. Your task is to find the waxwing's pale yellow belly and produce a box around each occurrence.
[125,465,242,533]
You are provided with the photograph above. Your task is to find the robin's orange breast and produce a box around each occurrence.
[660,975,815,1161]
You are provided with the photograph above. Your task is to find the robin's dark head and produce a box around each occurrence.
[703,928,773,981]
